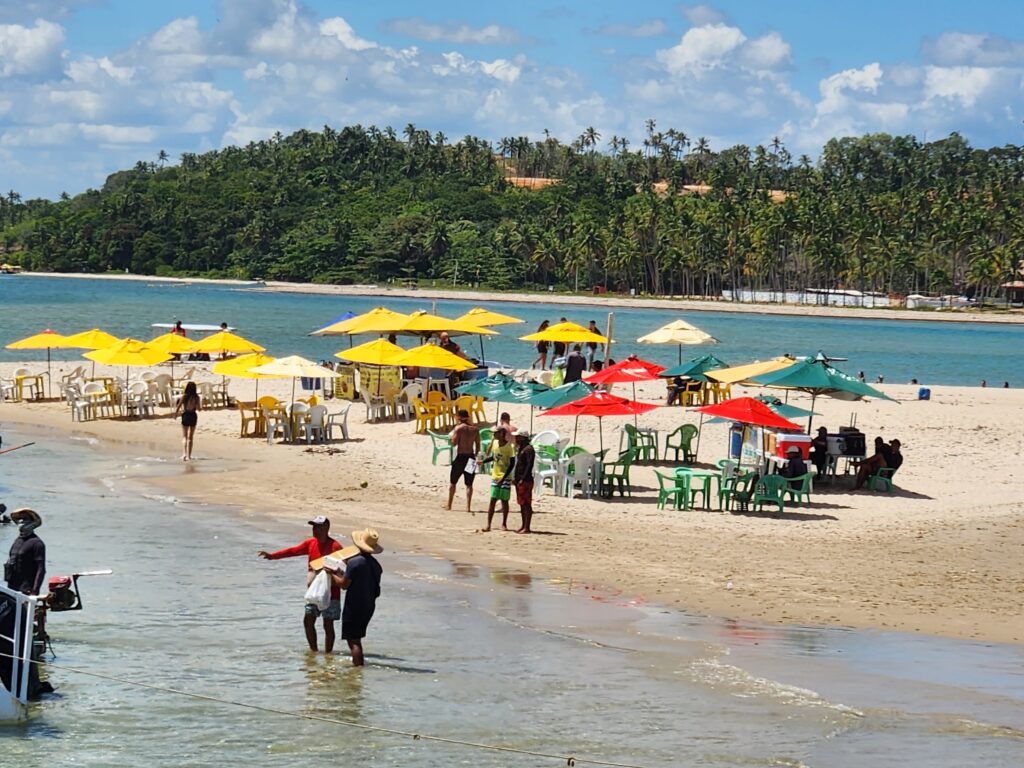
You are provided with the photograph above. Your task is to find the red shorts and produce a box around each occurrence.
[516,481,534,507]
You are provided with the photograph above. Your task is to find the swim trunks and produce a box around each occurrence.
[305,598,341,621]
[490,479,511,501]
[450,453,476,486]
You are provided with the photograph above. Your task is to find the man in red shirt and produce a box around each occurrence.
[259,516,343,652]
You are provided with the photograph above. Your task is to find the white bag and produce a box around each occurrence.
[303,569,331,611]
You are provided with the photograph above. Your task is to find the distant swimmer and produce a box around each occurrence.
[259,516,343,653]
[171,320,187,337]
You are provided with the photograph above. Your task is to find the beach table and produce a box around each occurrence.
[15,373,44,401]
[674,467,717,510]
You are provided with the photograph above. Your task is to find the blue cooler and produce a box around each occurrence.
[917,387,931,401]
[729,425,743,458]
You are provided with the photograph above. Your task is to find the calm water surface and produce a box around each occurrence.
[0,425,1021,767]
[2,275,1023,385]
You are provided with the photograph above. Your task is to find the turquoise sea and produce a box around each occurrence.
[0,423,1021,767]
[2,274,1024,385]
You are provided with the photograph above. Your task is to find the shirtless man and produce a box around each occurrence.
[447,409,480,513]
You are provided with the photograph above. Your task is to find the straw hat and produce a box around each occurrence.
[11,508,42,526]
[352,528,383,554]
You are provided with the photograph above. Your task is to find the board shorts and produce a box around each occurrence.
[450,453,476,486]
[181,411,198,428]
[305,598,341,621]
[490,479,511,501]
[516,480,534,507]
[341,605,375,640]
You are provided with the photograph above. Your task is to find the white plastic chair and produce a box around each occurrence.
[65,384,93,421]
[564,452,598,498]
[531,430,561,450]
[153,374,174,407]
[361,389,388,423]
[299,405,327,444]
[82,381,114,418]
[1,376,18,402]
[324,403,352,441]
[125,381,154,418]
[534,454,561,496]
[263,405,291,443]
[393,383,419,421]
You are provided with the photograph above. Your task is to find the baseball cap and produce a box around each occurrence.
[308,515,330,526]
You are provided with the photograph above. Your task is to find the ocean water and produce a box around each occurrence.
[2,274,1024,385]
[0,425,1021,766]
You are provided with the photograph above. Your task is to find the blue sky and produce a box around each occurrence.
[2,0,1023,199]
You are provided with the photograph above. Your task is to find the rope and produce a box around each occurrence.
[1,651,649,768]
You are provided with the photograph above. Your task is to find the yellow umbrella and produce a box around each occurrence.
[314,307,410,336]
[637,319,718,363]
[704,357,796,385]
[212,352,285,400]
[83,338,173,384]
[397,310,498,337]
[191,330,265,356]
[147,333,197,355]
[520,321,607,344]
[335,338,405,366]
[63,328,120,349]
[6,329,74,398]
[392,344,476,372]
[249,355,341,405]
[454,307,524,327]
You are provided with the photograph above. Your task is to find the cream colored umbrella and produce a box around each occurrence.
[212,352,286,401]
[248,355,341,405]
[637,319,717,363]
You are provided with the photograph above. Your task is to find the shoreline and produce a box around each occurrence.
[19,270,1024,326]
[2,362,1022,646]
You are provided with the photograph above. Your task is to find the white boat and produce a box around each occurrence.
[0,584,38,722]
[151,323,235,332]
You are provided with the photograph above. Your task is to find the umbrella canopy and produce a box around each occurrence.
[637,319,717,363]
[694,397,802,431]
[392,344,476,372]
[6,329,74,397]
[520,321,607,344]
[83,339,173,384]
[704,357,796,385]
[395,310,497,338]
[311,307,408,336]
[335,338,405,366]
[455,372,518,399]
[211,353,283,379]
[249,354,341,406]
[541,390,659,452]
[756,395,820,421]
[526,380,593,409]
[63,328,120,350]
[191,330,265,355]
[584,355,665,385]
[661,354,730,382]
[146,332,198,356]
[453,307,525,327]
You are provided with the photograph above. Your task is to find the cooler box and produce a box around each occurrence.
[775,433,811,459]
[827,432,866,457]
[728,425,743,459]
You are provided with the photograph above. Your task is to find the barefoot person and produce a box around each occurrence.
[531,320,550,370]
[479,427,515,532]
[258,516,343,653]
[512,433,535,533]
[447,409,480,513]
[327,528,383,667]
[173,381,201,461]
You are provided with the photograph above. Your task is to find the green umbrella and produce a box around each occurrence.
[660,354,730,382]
[750,352,895,430]
[755,395,819,421]
[525,380,593,410]
[455,372,517,399]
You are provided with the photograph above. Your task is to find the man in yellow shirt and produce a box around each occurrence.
[479,427,516,532]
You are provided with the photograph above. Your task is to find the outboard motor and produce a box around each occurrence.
[46,576,80,612]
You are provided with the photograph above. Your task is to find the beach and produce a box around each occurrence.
[20,271,1024,326]
[4,359,1022,645]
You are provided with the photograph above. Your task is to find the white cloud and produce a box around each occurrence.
[383,18,520,45]
[66,56,135,86]
[741,32,791,71]
[149,17,203,54]
[682,4,729,28]
[923,66,997,108]
[921,32,1024,67]
[79,123,157,144]
[320,17,377,51]
[657,23,746,74]
[0,19,65,78]
[596,20,668,38]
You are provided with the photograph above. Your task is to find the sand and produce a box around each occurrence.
[2,359,1022,644]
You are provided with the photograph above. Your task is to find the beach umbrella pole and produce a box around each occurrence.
[573,415,579,444]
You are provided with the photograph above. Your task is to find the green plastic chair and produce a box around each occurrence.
[719,471,757,512]
[664,424,698,463]
[752,475,787,515]
[427,430,454,466]
[783,473,813,505]
[674,467,709,509]
[655,470,687,510]
[867,466,896,492]
[478,427,493,447]
[623,424,656,462]
[600,448,636,498]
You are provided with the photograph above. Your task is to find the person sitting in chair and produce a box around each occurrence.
[779,446,808,488]
[852,436,892,490]
[810,426,829,474]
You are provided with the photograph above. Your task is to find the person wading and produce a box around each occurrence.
[327,528,383,666]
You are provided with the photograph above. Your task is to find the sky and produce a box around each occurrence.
[1,0,1023,200]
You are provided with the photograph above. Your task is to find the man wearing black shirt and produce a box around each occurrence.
[329,529,383,666]
[5,508,46,596]
[564,344,587,383]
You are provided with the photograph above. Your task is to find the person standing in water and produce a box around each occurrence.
[327,528,383,666]
[174,381,201,461]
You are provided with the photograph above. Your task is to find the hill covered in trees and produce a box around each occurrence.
[1,123,1022,301]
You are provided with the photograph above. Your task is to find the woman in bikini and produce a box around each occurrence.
[174,381,201,461]
[531,320,550,370]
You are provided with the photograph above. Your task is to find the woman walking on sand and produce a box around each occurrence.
[531,320,550,370]
[174,381,201,461]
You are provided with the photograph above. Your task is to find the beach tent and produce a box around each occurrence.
[454,307,524,363]
[6,330,74,397]
[748,352,895,430]
[637,319,718,363]
[541,391,658,452]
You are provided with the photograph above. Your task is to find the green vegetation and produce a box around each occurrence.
[1,123,1021,301]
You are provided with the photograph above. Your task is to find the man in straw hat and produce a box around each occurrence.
[326,529,383,666]
[258,516,344,653]
[5,508,46,596]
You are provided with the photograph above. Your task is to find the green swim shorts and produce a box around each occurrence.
[490,480,511,501]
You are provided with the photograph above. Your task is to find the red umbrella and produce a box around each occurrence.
[542,391,659,452]
[694,396,802,430]
[584,355,666,427]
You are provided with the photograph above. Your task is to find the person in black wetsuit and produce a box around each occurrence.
[5,508,45,596]
[328,529,383,666]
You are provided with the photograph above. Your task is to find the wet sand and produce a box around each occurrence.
[3,359,1022,645]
